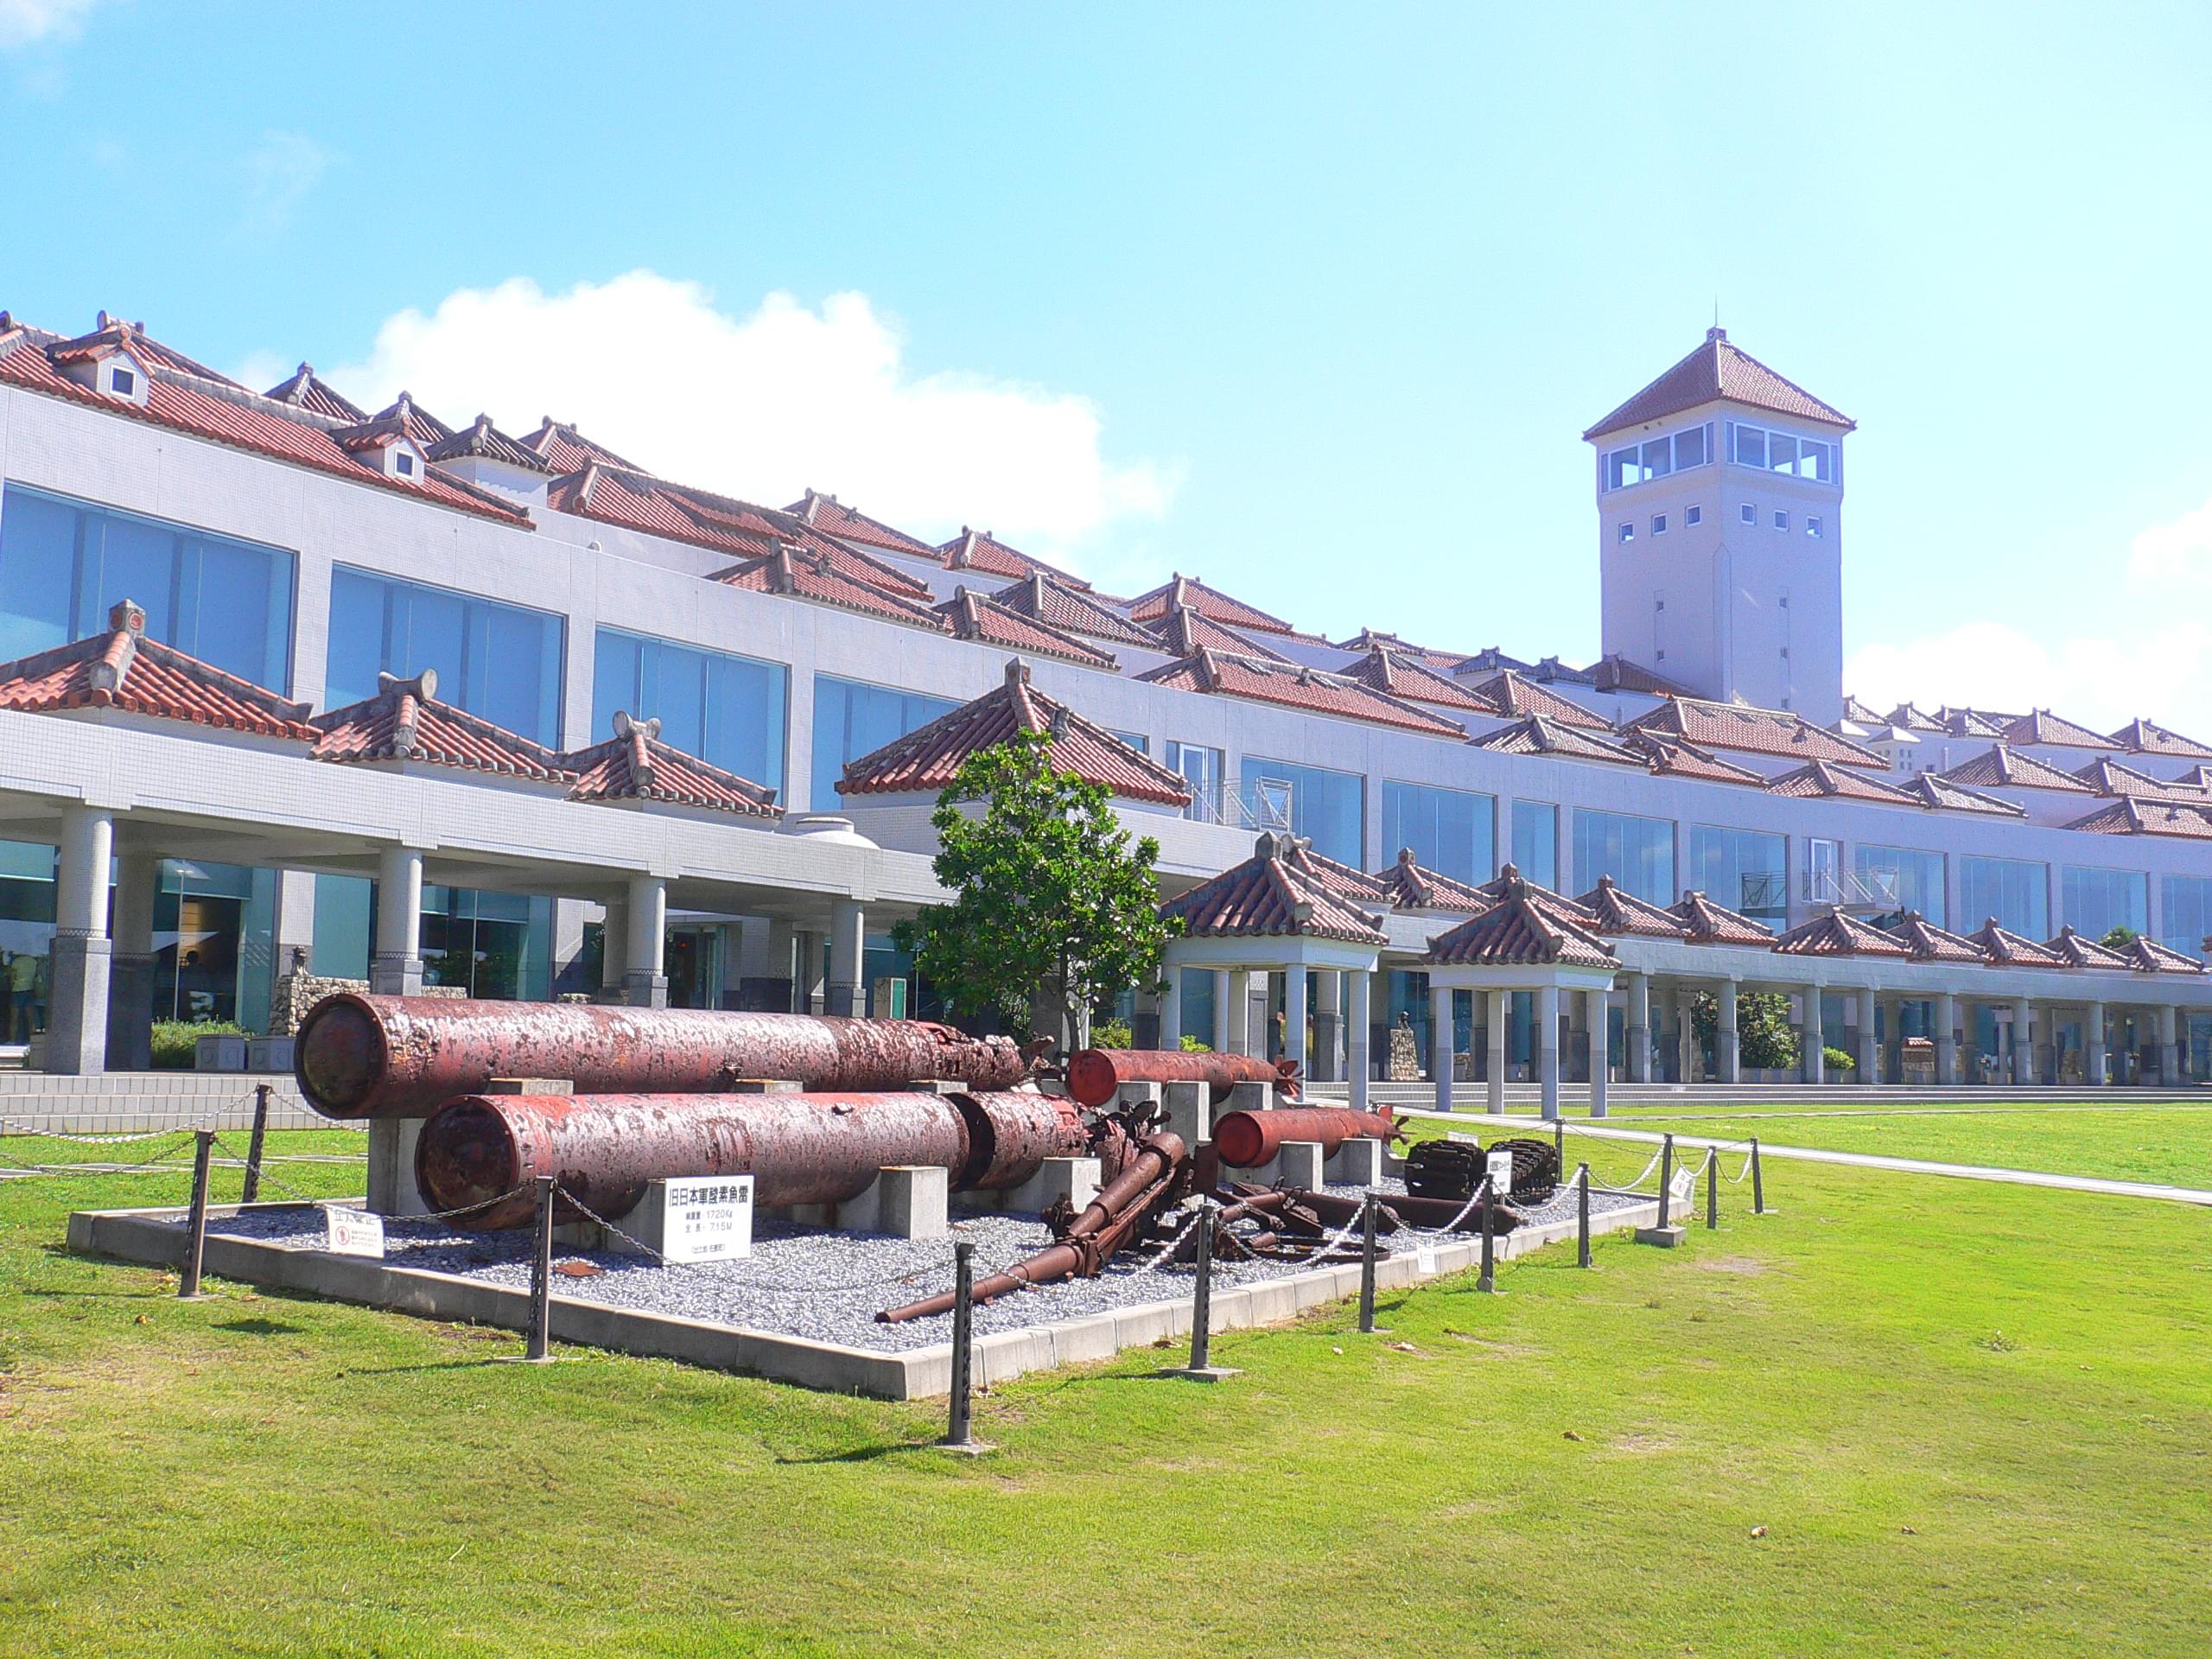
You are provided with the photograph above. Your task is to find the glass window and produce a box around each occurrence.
[593,626,788,794]
[1773,510,1789,531]
[327,566,564,745]
[154,860,277,1032]
[1640,437,1672,480]
[1383,780,1495,886]
[810,676,961,809]
[1178,968,1217,1046]
[1806,517,1824,538]
[1854,844,1945,925]
[0,484,296,689]
[1240,756,1363,867]
[0,836,57,1046]
[1732,425,1766,469]
[1651,513,1668,536]
[1674,425,1707,469]
[1166,741,1225,823]
[422,885,553,1001]
[1802,440,1834,482]
[1617,523,1633,544]
[1605,448,1644,491]
[2162,874,2212,957]
[1767,432,1797,474]
[1109,729,1149,755]
[1686,505,1702,526]
[1961,855,2048,938]
[1740,503,1756,524]
[1688,825,1787,921]
[312,873,372,979]
[1510,800,1558,889]
[2063,866,2148,940]
[1573,808,1675,905]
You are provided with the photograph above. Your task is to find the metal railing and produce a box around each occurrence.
[1798,866,1900,910]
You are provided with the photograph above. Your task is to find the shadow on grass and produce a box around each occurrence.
[212,1317,307,1337]
[335,1357,517,1377]
[773,1440,950,1466]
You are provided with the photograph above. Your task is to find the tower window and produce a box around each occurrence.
[110,368,136,397]
[1740,503,1756,525]
[1651,513,1668,536]
[1728,420,1835,481]
[1772,509,1789,531]
[1807,516,1823,538]
[1603,422,1716,491]
[1685,505,1702,526]
[1617,522,1634,544]
[396,452,416,477]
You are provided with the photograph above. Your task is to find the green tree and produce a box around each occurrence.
[892,728,1179,1050]
[2100,925,2140,950]
[1691,989,1802,1071]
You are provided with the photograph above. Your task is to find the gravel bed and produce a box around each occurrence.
[206,1179,1643,1354]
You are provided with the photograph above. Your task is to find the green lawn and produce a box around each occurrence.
[3,1128,2209,1656]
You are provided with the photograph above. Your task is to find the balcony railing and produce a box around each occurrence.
[1799,866,1901,912]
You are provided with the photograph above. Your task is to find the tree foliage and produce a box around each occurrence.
[1690,989,1802,1071]
[2100,925,2140,950]
[892,728,1179,1048]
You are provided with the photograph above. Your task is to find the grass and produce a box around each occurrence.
[2,1122,2209,1656]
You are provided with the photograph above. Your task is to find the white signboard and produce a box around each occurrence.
[1669,1166,1696,1205]
[323,1205,385,1259]
[1486,1148,1516,1198]
[1414,1245,1440,1275]
[664,1175,754,1264]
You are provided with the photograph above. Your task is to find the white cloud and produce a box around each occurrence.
[2127,496,2212,590]
[0,0,99,48]
[243,130,333,238]
[325,271,1176,562]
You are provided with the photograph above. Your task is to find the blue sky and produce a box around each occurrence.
[6,2,2212,728]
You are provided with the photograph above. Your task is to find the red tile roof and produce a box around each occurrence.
[837,658,1191,805]
[1882,702,1950,734]
[936,588,1118,670]
[313,670,574,780]
[1886,912,1988,964]
[1935,705,2012,738]
[2064,798,2212,840]
[1574,875,1693,939]
[1667,890,1777,946]
[262,360,366,422]
[1143,603,1295,664]
[1343,647,1494,711]
[560,711,780,817]
[988,573,1161,650]
[1897,774,2028,817]
[519,418,651,475]
[1136,650,1465,737]
[1457,668,1614,731]
[1938,745,2094,794]
[1160,831,1389,944]
[1331,629,1466,671]
[0,334,532,527]
[1370,847,1492,913]
[1966,920,2068,969]
[1584,327,1853,442]
[1840,695,1889,725]
[2122,936,2206,975]
[1586,653,1694,696]
[938,527,1091,591]
[423,410,553,474]
[1773,908,1913,958]
[1471,866,1605,931]
[1470,715,1643,766]
[1998,709,2118,750]
[716,545,950,632]
[0,599,315,740]
[1626,697,1887,768]
[1620,730,1766,787]
[790,490,938,558]
[2071,757,2210,803]
[2110,717,2212,761]
[1426,876,1619,969]
[1764,760,1921,804]
[2045,926,2133,970]
[1126,574,1298,637]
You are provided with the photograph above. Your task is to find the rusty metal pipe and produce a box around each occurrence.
[296,994,1036,1119]
[1211,1105,1399,1169]
[414,1090,1088,1230]
[1062,1048,1299,1109]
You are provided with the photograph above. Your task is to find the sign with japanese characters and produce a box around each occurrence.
[323,1205,385,1259]
[662,1175,754,1263]
[1485,1147,1515,1198]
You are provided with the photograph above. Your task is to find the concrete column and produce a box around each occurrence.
[824,897,863,1018]
[624,875,670,1008]
[1428,981,1454,1111]
[1675,991,1695,1083]
[600,898,630,995]
[106,850,161,1071]
[1212,970,1234,1052]
[1624,971,1650,1083]
[1159,965,1184,1048]
[1936,993,1960,1084]
[1538,982,1561,1120]
[45,805,114,1076]
[2012,999,2036,1087]
[1485,988,1507,1115]
[1855,988,1878,1085]
[762,918,798,1010]
[2157,1005,2180,1086]
[2086,1001,2107,1087]
[1284,963,1309,1083]
[796,930,825,1014]
[1802,988,1826,1084]
[1716,980,1740,1084]
[1347,967,1372,1113]
[1313,969,1342,1083]
[1222,970,1249,1054]
[1586,985,1610,1118]
[369,844,423,996]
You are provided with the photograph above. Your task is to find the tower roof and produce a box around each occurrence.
[1584,327,1853,442]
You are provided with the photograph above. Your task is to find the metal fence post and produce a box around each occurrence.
[1706,1146,1719,1230]
[179,1129,214,1300]
[525,1176,554,1362]
[1188,1199,1216,1372]
[1357,1191,1380,1333]
[1554,1116,1564,1171]
[1576,1162,1592,1268]
[240,1083,271,1205]
[944,1240,976,1446]
[1751,1137,1766,1215]
[1656,1134,1675,1231]
[1478,1179,1496,1293]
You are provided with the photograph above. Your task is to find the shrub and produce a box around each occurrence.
[1822,1045,1855,1073]
[1090,1018,1135,1050]
[1179,1033,1212,1052]
[149,1020,245,1071]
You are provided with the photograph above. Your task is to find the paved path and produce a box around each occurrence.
[1395,1107,2212,1208]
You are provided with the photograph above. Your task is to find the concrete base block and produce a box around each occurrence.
[365,1116,430,1218]
[840,1166,949,1240]
[1634,1224,1687,1249]
[721,1078,804,1094]
[1224,1079,1273,1115]
[1160,1080,1210,1150]
[1161,1364,1242,1382]
[999,1155,1102,1218]
[1114,1080,1163,1110]
[1255,1139,1324,1191]
[486,1077,575,1095]
[1325,1136,1385,1185]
